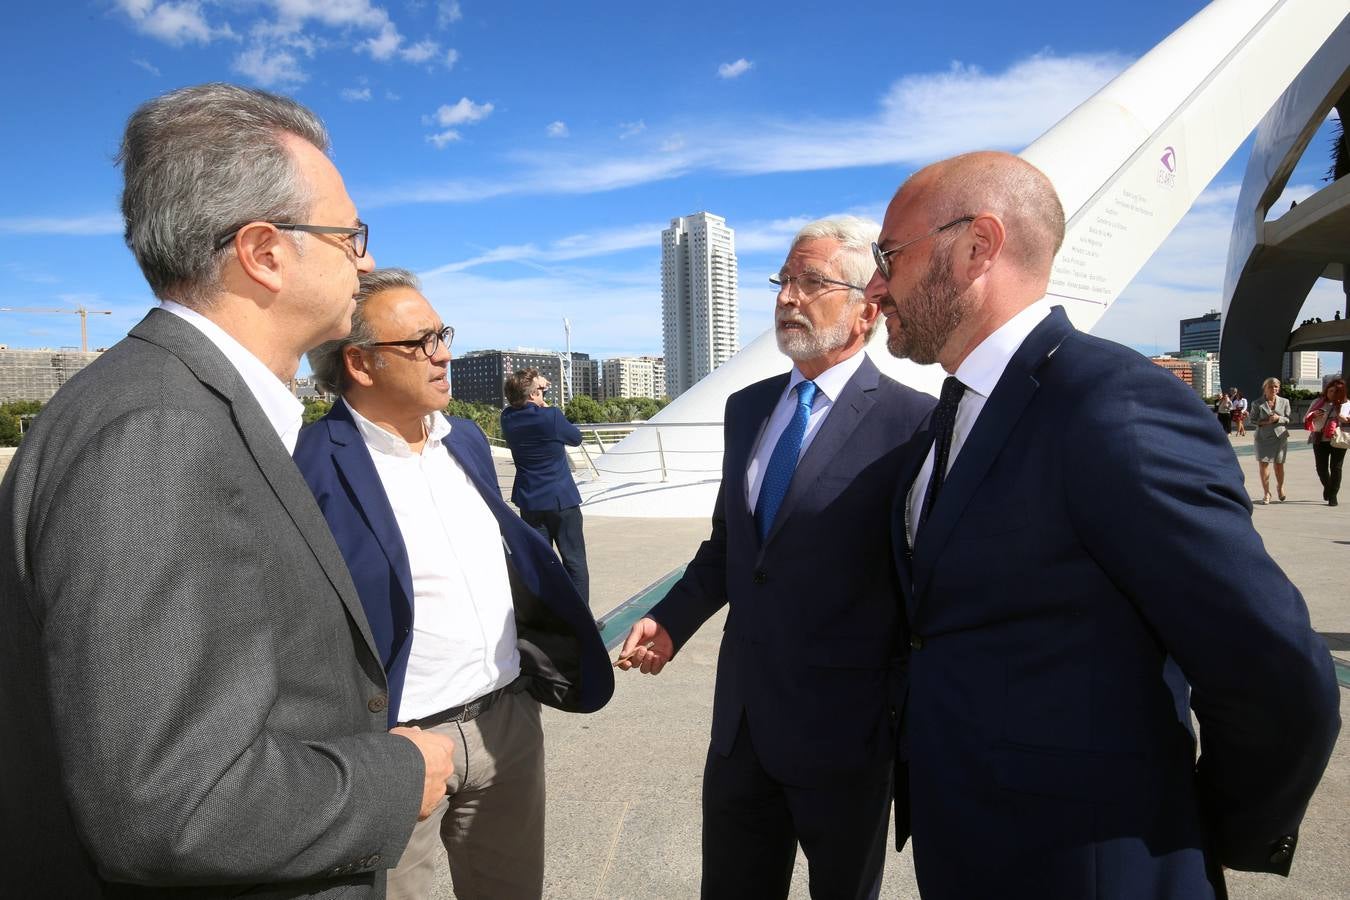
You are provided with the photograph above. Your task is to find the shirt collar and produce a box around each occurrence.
[786,349,866,404]
[953,299,1053,399]
[158,300,303,452]
[344,398,450,457]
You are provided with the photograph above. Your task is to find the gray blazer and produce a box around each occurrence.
[0,309,423,898]
[1254,395,1291,438]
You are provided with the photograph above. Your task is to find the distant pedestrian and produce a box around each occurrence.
[1233,388,1248,436]
[1216,390,1233,433]
[1253,377,1290,504]
[501,368,591,602]
[1305,373,1349,507]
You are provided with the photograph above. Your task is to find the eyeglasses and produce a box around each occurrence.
[367,325,454,359]
[214,221,369,257]
[871,216,974,280]
[769,272,866,298]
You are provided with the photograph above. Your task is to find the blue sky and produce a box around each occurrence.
[1,0,1344,373]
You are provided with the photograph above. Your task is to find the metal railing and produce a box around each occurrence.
[573,421,723,482]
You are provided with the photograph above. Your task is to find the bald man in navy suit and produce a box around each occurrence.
[872,151,1339,900]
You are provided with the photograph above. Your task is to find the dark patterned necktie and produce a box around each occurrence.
[756,380,818,541]
[919,376,967,527]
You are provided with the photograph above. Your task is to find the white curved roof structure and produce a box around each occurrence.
[583,0,1349,518]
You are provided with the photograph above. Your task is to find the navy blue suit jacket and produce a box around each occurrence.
[650,355,935,787]
[891,307,1340,899]
[500,404,583,511]
[293,401,613,727]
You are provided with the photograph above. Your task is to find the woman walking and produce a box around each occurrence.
[1305,373,1350,507]
[1253,377,1290,504]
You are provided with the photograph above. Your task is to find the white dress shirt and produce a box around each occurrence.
[907,299,1053,540]
[345,401,521,719]
[746,351,866,512]
[158,301,305,454]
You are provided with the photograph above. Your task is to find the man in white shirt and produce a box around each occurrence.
[0,83,453,897]
[296,268,612,900]
[618,218,935,899]
[870,150,1339,900]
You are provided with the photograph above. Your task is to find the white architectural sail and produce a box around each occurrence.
[584,0,1348,516]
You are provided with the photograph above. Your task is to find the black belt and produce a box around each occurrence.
[397,680,521,730]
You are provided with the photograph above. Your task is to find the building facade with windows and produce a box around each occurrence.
[661,212,739,399]
[602,356,666,400]
[1281,350,1321,391]
[0,348,103,402]
[450,349,565,408]
[1179,310,1222,354]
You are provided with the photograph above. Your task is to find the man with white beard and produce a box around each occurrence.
[618,218,934,899]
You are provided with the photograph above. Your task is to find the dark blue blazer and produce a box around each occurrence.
[891,307,1340,899]
[500,404,584,512]
[293,401,613,727]
[650,355,935,787]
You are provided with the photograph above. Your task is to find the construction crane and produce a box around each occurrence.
[0,305,113,353]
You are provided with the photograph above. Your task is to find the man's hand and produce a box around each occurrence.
[390,726,455,820]
[616,617,674,674]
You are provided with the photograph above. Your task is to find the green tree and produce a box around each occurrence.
[302,398,333,425]
[564,395,603,424]
[446,399,502,440]
[0,410,21,447]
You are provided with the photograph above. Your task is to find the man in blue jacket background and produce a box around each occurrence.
[501,368,590,602]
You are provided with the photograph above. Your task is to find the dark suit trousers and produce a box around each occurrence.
[520,505,589,603]
[1312,441,1345,502]
[701,717,891,900]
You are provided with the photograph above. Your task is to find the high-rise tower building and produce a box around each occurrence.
[661,212,739,399]
[1179,310,1222,354]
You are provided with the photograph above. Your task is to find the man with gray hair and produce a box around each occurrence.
[296,268,612,899]
[618,216,934,898]
[0,84,453,897]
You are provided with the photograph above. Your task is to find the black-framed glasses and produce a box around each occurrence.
[367,325,454,359]
[871,216,973,280]
[769,272,866,298]
[214,221,369,257]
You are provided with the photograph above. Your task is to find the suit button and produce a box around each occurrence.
[910,635,924,650]
[753,570,767,585]
[368,694,388,713]
[1269,835,1296,865]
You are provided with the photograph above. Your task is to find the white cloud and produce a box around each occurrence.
[366,51,1130,208]
[717,58,752,79]
[232,45,307,87]
[341,86,373,102]
[361,22,403,60]
[131,57,161,76]
[444,47,460,69]
[427,130,462,148]
[401,38,440,63]
[0,214,123,236]
[546,121,569,138]
[438,0,463,27]
[117,0,226,45]
[429,97,494,127]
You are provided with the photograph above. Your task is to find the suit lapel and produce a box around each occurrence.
[763,357,879,547]
[326,403,415,608]
[129,309,381,661]
[911,308,1074,605]
[732,376,786,554]
[893,416,934,611]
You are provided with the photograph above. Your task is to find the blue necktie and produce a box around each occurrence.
[919,376,967,527]
[756,380,818,541]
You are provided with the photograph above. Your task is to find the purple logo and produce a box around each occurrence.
[1160,146,1177,173]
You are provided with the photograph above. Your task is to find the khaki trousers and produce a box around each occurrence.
[387,689,545,900]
